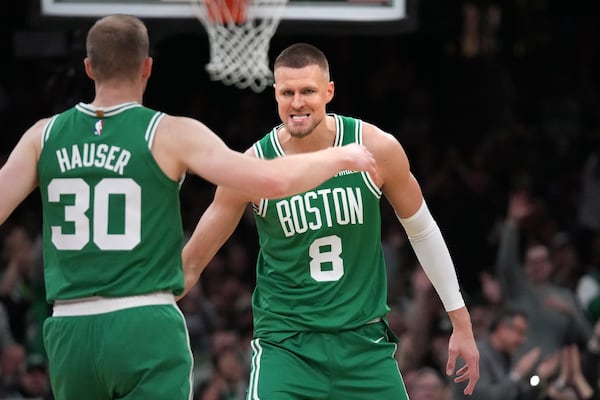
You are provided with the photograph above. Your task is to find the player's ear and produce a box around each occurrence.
[142,57,153,79]
[84,58,95,80]
[325,81,335,104]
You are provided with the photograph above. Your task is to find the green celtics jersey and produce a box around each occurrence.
[37,102,184,302]
[252,114,389,338]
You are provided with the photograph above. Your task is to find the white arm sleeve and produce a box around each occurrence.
[398,200,465,311]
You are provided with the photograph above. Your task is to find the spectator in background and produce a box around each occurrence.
[458,270,506,343]
[551,232,583,292]
[0,342,26,398]
[547,345,596,400]
[537,344,596,400]
[580,319,600,399]
[577,234,600,324]
[0,303,14,353]
[0,223,49,357]
[179,283,218,360]
[194,330,248,400]
[0,225,35,345]
[195,347,247,400]
[496,191,592,358]
[451,307,559,400]
[396,265,464,383]
[18,353,53,400]
[396,265,444,374]
[577,148,600,267]
[405,366,449,400]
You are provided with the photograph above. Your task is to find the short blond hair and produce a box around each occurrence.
[86,14,149,81]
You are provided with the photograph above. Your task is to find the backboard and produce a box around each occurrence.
[36,0,415,91]
[40,0,407,23]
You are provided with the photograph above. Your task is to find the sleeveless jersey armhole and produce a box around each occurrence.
[144,112,165,150]
[40,115,59,149]
[251,141,268,216]
[355,119,382,198]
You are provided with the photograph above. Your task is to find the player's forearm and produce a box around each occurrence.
[447,306,474,334]
[268,145,374,199]
[179,200,243,299]
[180,234,227,299]
[398,201,465,311]
[179,250,212,300]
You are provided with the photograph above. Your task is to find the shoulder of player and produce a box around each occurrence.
[360,122,404,155]
[25,117,52,135]
[154,114,218,150]
[24,118,52,149]
[157,114,211,133]
[243,146,257,157]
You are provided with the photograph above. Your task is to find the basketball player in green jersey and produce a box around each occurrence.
[0,17,379,400]
[182,43,480,399]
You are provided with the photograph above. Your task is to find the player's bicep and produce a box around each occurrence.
[175,121,262,188]
[154,115,236,182]
[368,130,422,218]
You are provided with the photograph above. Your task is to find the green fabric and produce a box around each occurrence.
[37,103,184,302]
[43,305,193,400]
[251,114,389,341]
[247,320,407,400]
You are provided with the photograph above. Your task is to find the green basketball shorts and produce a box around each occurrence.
[43,293,193,400]
[246,320,409,400]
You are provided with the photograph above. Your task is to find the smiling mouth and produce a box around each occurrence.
[291,114,309,121]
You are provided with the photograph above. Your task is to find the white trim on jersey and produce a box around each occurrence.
[75,101,141,117]
[269,127,285,157]
[355,119,382,199]
[253,141,265,160]
[333,114,344,146]
[41,114,59,148]
[247,339,264,400]
[145,111,164,148]
[252,141,269,217]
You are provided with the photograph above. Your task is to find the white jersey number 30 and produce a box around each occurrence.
[47,178,141,250]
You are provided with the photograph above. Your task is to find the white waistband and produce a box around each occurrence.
[52,291,175,316]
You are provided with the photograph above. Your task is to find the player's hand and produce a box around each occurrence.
[447,326,480,395]
[339,143,380,186]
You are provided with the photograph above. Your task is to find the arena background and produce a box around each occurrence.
[1,0,600,342]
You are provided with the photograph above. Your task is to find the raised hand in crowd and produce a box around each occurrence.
[547,345,595,400]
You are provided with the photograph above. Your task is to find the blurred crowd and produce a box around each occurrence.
[2,0,600,399]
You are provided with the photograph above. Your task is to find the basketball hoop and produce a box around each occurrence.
[191,0,288,93]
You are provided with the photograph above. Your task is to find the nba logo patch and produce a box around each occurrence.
[94,120,103,136]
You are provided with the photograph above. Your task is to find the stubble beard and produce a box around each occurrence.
[285,116,323,139]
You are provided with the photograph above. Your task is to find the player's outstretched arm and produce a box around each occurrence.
[157,116,378,199]
[179,186,248,300]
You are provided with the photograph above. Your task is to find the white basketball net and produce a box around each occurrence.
[191,0,288,93]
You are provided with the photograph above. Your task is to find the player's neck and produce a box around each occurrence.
[90,81,144,108]
[283,115,337,154]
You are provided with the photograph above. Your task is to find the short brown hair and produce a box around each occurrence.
[274,43,330,78]
[86,14,149,81]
